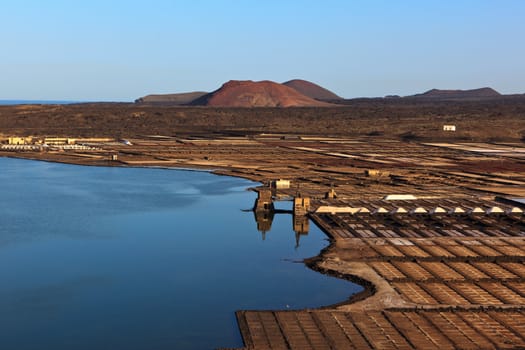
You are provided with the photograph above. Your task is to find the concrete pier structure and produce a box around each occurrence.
[254,189,274,212]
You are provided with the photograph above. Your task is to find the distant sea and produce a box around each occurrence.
[0,100,85,105]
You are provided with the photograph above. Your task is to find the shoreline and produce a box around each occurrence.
[3,134,525,349]
[0,153,372,309]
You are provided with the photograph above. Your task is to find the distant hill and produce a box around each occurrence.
[191,80,333,107]
[135,91,207,104]
[282,79,342,100]
[411,87,501,99]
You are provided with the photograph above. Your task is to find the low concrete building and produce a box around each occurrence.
[76,138,114,143]
[384,194,417,200]
[365,169,390,177]
[443,125,456,131]
[8,137,31,145]
[271,179,291,189]
[44,137,76,145]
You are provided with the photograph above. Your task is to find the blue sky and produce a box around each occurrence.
[1,0,524,100]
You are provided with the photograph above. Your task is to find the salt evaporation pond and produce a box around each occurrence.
[0,158,361,349]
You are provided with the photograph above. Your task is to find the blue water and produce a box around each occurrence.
[0,158,360,350]
[0,100,85,105]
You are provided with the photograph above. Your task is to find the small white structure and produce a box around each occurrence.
[316,206,361,214]
[390,207,408,215]
[469,207,485,215]
[390,238,414,246]
[449,207,466,214]
[373,207,389,214]
[358,207,371,214]
[410,207,428,214]
[365,169,389,177]
[346,207,365,215]
[272,179,290,189]
[430,207,447,214]
[487,206,504,214]
[507,207,524,214]
[384,194,417,201]
[443,125,456,131]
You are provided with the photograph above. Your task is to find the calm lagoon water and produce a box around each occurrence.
[0,158,361,350]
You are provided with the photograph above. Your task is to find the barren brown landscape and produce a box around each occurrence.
[2,93,525,349]
[2,94,525,140]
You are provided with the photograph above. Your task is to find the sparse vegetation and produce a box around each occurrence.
[1,96,524,141]
[399,131,420,141]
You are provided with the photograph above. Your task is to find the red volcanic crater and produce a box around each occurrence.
[191,80,334,107]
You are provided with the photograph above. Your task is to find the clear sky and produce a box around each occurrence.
[1,0,524,101]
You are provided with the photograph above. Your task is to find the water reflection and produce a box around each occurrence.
[0,158,359,350]
[293,214,310,248]
[252,210,275,239]
[252,194,311,248]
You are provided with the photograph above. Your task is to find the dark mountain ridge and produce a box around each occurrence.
[411,87,501,99]
[135,91,208,105]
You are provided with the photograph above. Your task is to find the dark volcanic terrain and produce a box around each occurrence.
[1,96,525,141]
[135,91,207,104]
[411,87,501,99]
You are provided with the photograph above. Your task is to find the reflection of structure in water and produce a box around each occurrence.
[293,214,309,248]
[253,188,276,241]
[253,209,275,240]
[251,188,311,246]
